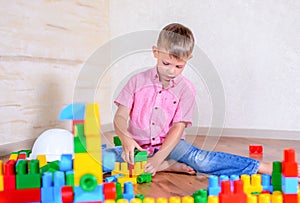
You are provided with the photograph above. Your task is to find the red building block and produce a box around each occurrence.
[103,182,116,200]
[233,180,247,202]
[283,193,298,203]
[249,145,263,154]
[62,186,74,203]
[0,188,41,203]
[3,160,16,190]
[282,149,298,177]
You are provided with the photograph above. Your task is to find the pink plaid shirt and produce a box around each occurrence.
[114,67,196,156]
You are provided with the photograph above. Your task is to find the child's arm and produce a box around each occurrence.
[114,105,145,165]
[144,122,186,175]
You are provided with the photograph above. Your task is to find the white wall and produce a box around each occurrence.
[106,0,300,137]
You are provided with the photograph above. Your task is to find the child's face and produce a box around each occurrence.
[152,46,191,86]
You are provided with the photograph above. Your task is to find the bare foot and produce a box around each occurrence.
[257,161,272,175]
[157,160,196,175]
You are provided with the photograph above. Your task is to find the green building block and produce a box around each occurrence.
[18,149,32,157]
[137,173,152,184]
[135,194,145,200]
[40,160,60,174]
[66,171,74,187]
[272,161,282,191]
[114,136,122,146]
[74,124,87,153]
[134,151,148,162]
[116,182,123,200]
[16,160,41,189]
[193,189,208,203]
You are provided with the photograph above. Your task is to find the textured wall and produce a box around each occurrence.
[0,1,109,145]
[109,1,300,134]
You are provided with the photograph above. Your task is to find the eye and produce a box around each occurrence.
[176,66,183,69]
[162,61,170,65]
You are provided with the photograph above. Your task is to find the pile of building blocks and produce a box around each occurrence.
[112,137,151,186]
[0,102,299,203]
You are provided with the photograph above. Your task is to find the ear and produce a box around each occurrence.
[152,46,159,59]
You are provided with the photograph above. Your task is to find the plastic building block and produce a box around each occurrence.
[54,171,66,202]
[3,160,16,190]
[9,153,18,161]
[117,176,137,187]
[116,182,123,200]
[0,188,41,203]
[60,154,73,171]
[137,173,152,184]
[192,189,207,203]
[41,172,55,202]
[258,193,271,203]
[281,176,298,194]
[80,174,98,192]
[0,161,3,192]
[282,148,298,177]
[283,193,298,203]
[74,124,87,153]
[66,171,74,187]
[84,103,100,137]
[74,152,103,186]
[272,161,282,191]
[103,151,117,172]
[103,182,116,200]
[134,151,148,162]
[182,196,194,203]
[59,103,85,120]
[261,174,273,193]
[40,160,60,174]
[36,154,47,167]
[169,196,181,203]
[112,162,130,177]
[114,136,122,146]
[135,194,145,201]
[16,159,41,189]
[74,185,104,203]
[62,185,74,203]
[131,198,143,203]
[17,152,27,160]
[208,176,221,196]
[219,180,246,203]
[272,192,283,203]
[219,175,229,182]
[249,145,263,154]
[122,182,134,201]
[207,196,218,203]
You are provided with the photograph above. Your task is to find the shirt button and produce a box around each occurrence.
[159,90,162,94]
[152,137,155,141]
[154,107,158,110]
[152,122,155,125]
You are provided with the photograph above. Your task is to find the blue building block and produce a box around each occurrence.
[41,172,55,202]
[59,103,85,120]
[262,174,273,193]
[123,182,134,201]
[103,151,116,172]
[74,185,104,203]
[53,171,65,203]
[282,176,299,194]
[59,154,73,172]
[219,175,229,182]
[208,176,221,196]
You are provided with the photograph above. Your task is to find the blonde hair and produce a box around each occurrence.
[157,23,194,59]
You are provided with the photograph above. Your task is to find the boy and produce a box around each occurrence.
[113,23,272,176]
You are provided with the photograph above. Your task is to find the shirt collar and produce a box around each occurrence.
[151,66,183,87]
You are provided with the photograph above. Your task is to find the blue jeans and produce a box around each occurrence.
[104,140,260,176]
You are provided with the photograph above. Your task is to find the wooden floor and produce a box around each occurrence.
[1,135,300,198]
[129,135,300,198]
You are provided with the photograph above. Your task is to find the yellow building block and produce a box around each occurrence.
[132,162,146,177]
[156,198,168,203]
[251,174,263,193]
[112,162,130,177]
[37,155,47,168]
[258,194,270,203]
[182,196,194,203]
[9,153,18,161]
[272,192,283,203]
[143,197,155,203]
[247,194,257,203]
[0,160,3,191]
[84,103,100,137]
[74,152,103,185]
[207,196,218,203]
[117,176,137,187]
[130,198,142,203]
[169,196,180,203]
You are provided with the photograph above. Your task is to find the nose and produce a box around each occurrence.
[168,66,176,75]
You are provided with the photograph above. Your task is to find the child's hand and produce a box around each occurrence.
[144,156,163,176]
[120,135,145,165]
